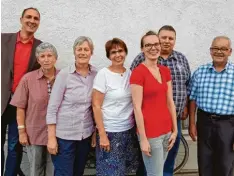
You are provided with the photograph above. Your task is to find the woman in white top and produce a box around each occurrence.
[92,38,138,176]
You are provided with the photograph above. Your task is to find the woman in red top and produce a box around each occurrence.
[130,31,177,176]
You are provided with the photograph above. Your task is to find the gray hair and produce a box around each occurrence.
[35,42,58,58]
[212,36,232,48]
[73,36,94,54]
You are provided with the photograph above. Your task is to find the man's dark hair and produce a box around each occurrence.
[140,30,158,48]
[21,7,40,18]
[158,25,176,36]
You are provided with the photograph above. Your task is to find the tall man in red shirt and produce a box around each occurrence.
[1,7,42,176]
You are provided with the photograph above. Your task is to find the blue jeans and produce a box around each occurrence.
[1,104,23,176]
[140,132,171,176]
[51,136,91,176]
[163,119,181,176]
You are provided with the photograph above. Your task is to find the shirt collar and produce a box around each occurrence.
[208,61,231,73]
[16,31,34,44]
[69,63,94,75]
[36,68,58,79]
[159,50,177,61]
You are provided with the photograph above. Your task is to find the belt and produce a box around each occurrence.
[198,109,234,120]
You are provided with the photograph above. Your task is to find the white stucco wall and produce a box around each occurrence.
[1,0,234,72]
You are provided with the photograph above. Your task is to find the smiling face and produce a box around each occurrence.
[74,41,92,65]
[210,37,232,65]
[158,30,176,54]
[109,45,127,66]
[20,9,40,34]
[37,50,57,70]
[141,35,161,61]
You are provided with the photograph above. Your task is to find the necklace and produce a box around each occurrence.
[108,66,126,76]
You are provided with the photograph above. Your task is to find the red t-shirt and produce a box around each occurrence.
[12,32,33,92]
[130,64,172,138]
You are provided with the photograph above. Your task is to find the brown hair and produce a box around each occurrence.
[21,7,40,18]
[140,30,158,48]
[105,38,128,58]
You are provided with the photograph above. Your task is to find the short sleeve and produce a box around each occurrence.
[10,75,29,108]
[164,67,172,82]
[93,69,107,93]
[188,69,199,100]
[130,67,144,86]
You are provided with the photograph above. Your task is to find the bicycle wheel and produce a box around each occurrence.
[173,135,189,174]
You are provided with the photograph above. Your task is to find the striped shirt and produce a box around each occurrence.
[130,51,191,117]
[46,64,97,140]
[189,62,234,115]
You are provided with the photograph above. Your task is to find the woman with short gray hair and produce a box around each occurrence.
[46,36,97,176]
[10,42,59,176]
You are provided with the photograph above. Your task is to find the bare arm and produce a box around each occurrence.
[166,81,178,150]
[181,96,189,120]
[92,89,105,135]
[17,107,29,145]
[130,84,146,140]
[17,107,26,127]
[47,124,58,155]
[131,84,151,156]
[189,100,197,141]
[92,89,110,151]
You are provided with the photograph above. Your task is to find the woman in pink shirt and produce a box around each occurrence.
[10,42,58,176]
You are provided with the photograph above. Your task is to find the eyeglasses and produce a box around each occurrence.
[210,47,230,52]
[144,43,160,51]
[110,49,124,55]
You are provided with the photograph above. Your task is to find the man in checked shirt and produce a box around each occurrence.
[189,36,234,176]
[130,25,191,176]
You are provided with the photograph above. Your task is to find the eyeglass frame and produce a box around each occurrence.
[144,42,161,51]
[210,47,231,53]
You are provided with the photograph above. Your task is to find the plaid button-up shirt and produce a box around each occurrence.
[10,68,59,145]
[47,78,55,96]
[46,64,97,140]
[130,51,191,117]
[189,62,234,115]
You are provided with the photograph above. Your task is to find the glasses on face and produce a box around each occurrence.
[144,43,160,51]
[210,47,230,53]
[110,49,124,56]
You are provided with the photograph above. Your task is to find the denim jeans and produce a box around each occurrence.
[51,136,91,176]
[163,119,181,176]
[1,104,23,176]
[140,132,171,176]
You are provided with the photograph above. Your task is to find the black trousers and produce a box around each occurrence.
[197,109,234,176]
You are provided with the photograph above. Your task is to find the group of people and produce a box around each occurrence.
[1,7,234,176]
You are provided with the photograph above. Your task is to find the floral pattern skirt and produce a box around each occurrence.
[96,127,139,176]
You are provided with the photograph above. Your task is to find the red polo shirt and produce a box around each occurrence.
[130,64,172,138]
[12,32,34,92]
